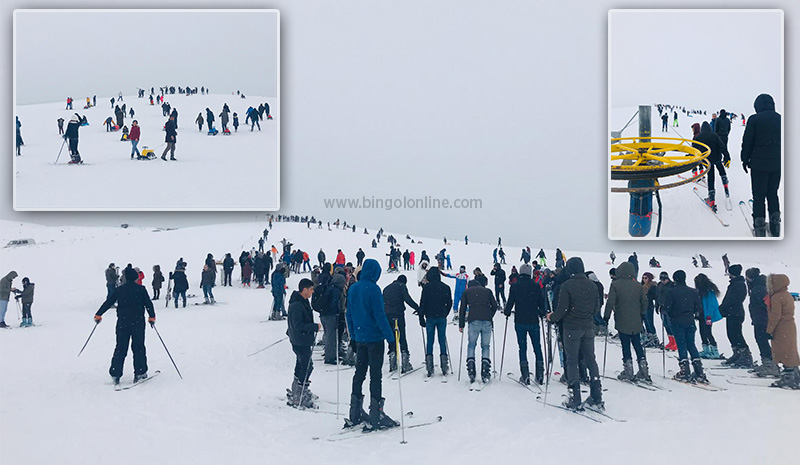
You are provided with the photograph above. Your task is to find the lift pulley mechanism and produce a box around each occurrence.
[610,136,710,192]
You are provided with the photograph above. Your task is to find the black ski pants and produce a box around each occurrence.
[352,341,385,400]
[110,319,147,377]
[292,344,313,383]
[750,169,781,219]
[619,332,646,361]
[563,328,600,386]
[698,319,717,346]
[22,302,32,319]
[726,315,749,349]
[706,160,728,201]
[223,269,233,286]
[386,316,408,354]
[753,324,773,360]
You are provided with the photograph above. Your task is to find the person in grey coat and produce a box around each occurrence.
[0,271,19,328]
[603,261,650,382]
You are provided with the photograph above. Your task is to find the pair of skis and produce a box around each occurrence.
[508,373,625,423]
[692,187,731,226]
[314,412,443,442]
[114,370,161,391]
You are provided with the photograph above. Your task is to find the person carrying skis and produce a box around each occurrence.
[94,266,156,386]
[694,273,723,359]
[766,274,800,389]
[346,259,399,431]
[459,276,498,384]
[286,279,322,408]
[745,268,779,377]
[719,265,753,368]
[547,257,604,410]
[491,263,507,306]
[504,263,546,384]
[13,277,35,327]
[741,93,781,237]
[603,261,651,383]
[662,270,708,384]
[418,266,452,377]
[383,275,420,373]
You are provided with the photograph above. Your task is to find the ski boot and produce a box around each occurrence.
[691,359,708,384]
[204,297,210,304]
[210,297,216,304]
[364,397,399,432]
[402,351,414,374]
[519,361,530,385]
[673,359,692,382]
[299,380,316,409]
[617,359,635,381]
[535,360,544,385]
[439,353,449,376]
[481,358,491,383]
[664,335,677,351]
[754,358,780,378]
[388,351,398,373]
[731,347,754,369]
[771,367,800,390]
[346,394,369,427]
[754,217,767,237]
[708,345,721,359]
[585,378,605,410]
[704,197,717,213]
[133,372,148,383]
[466,357,476,383]
[768,212,781,237]
[635,359,652,383]
[425,354,434,377]
[286,377,302,407]
[699,344,710,359]
[112,376,121,386]
[722,347,742,366]
[562,383,583,411]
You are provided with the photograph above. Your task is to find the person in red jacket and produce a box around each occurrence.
[130,120,141,159]
[135,267,144,285]
[334,249,346,270]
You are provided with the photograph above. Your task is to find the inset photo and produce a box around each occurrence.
[13,9,280,211]
[608,10,782,239]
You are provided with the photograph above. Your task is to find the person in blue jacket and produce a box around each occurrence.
[444,266,469,321]
[270,263,287,320]
[346,259,399,431]
[694,273,723,359]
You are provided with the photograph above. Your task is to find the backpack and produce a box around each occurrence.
[311,283,329,313]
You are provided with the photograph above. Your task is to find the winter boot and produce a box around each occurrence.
[691,359,708,384]
[210,297,216,304]
[535,360,544,385]
[665,335,677,351]
[388,351,398,373]
[425,354,434,377]
[286,377,302,406]
[299,381,316,409]
[699,343,711,359]
[112,376,120,386]
[673,359,692,382]
[481,358,492,383]
[635,359,652,383]
[402,351,413,374]
[732,347,754,368]
[709,345,721,359]
[617,359,635,381]
[519,361,531,385]
[440,353,449,376]
[768,212,781,237]
[466,357,476,383]
[755,358,780,378]
[562,383,583,410]
[585,378,604,410]
[133,372,148,383]
[365,397,399,431]
[754,217,767,237]
[347,394,368,427]
[723,347,742,366]
[204,296,210,304]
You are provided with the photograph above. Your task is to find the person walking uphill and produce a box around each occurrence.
[383,275,420,373]
[459,276,498,384]
[766,274,800,389]
[418,267,452,377]
[0,271,18,328]
[161,115,177,161]
[286,279,322,408]
[504,263,546,385]
[346,259,399,431]
[547,257,604,410]
[603,261,651,383]
[94,267,156,385]
[741,93,782,237]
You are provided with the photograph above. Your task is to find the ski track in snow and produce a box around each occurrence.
[14,94,278,210]
[0,221,798,465]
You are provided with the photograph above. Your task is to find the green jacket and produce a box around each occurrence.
[603,262,647,335]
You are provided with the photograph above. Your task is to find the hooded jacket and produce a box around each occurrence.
[741,94,781,172]
[287,290,318,347]
[171,270,189,293]
[603,262,647,335]
[766,274,799,366]
[746,272,769,327]
[715,110,731,138]
[0,271,18,300]
[271,267,286,295]
[419,267,452,320]
[96,268,155,322]
[693,121,730,163]
[550,258,598,330]
[719,275,747,319]
[504,273,545,325]
[383,276,419,317]
[106,267,118,286]
[16,281,34,304]
[458,279,498,327]
[345,259,394,344]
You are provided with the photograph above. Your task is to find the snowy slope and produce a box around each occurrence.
[14,93,279,210]
[1,220,798,465]
[608,106,783,239]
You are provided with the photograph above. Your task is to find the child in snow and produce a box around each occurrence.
[233,113,239,132]
[14,277,35,327]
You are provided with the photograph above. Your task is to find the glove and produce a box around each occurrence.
[94,315,102,323]
[148,317,156,328]
[742,162,749,173]
[418,315,426,328]
[723,157,731,169]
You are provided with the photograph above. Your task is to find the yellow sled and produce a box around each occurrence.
[141,148,155,158]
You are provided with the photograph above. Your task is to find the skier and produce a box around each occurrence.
[383,275,419,373]
[766,274,800,389]
[745,268,779,377]
[418,266,452,377]
[719,265,753,368]
[171,266,189,308]
[270,264,287,320]
[345,259,399,430]
[536,249,547,267]
[443,265,469,321]
[673,111,678,127]
[663,270,708,383]
[286,279,321,408]
[13,277,35,327]
[161,115,177,161]
[547,257,604,410]
[94,266,156,385]
[459,276,498,384]
[504,263,545,384]
[693,121,731,212]
[63,115,84,164]
[491,263,507,306]
[129,120,141,159]
[498,247,506,264]
[657,271,677,351]
[694,273,723,359]
[195,113,204,131]
[741,93,781,237]
[603,261,650,383]
[151,265,164,300]
[170,108,178,128]
[714,109,731,147]
[0,271,18,328]
[200,265,216,304]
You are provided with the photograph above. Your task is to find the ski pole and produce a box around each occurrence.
[152,324,183,379]
[420,323,427,367]
[602,328,609,378]
[491,323,497,378]
[540,316,549,376]
[247,336,288,357]
[336,326,340,418]
[661,312,666,379]
[16,299,22,321]
[54,138,67,164]
[394,320,407,444]
[499,316,509,381]
[78,321,100,357]
[299,330,319,410]
[543,320,553,407]
[457,325,465,381]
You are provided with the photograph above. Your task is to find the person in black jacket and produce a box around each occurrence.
[663,270,707,383]
[693,121,731,212]
[383,275,420,373]
[745,267,779,377]
[151,265,164,300]
[504,263,545,385]
[286,279,321,409]
[318,273,344,364]
[64,115,83,164]
[547,257,603,410]
[171,267,189,308]
[205,108,215,130]
[719,264,753,368]
[94,267,156,385]
[170,108,178,128]
[161,115,177,161]
[714,109,731,146]
[222,253,235,286]
[418,267,452,377]
[491,263,507,306]
[356,248,365,267]
[459,278,498,383]
[741,93,781,237]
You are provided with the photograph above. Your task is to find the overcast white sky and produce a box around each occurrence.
[609,10,782,114]
[15,10,278,104]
